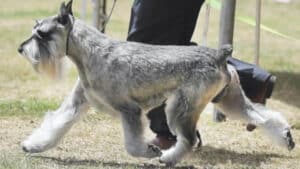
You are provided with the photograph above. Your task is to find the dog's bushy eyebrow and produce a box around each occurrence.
[37,23,56,34]
[33,18,57,31]
[36,29,53,40]
[32,22,55,41]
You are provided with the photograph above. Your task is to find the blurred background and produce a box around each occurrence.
[0,0,299,109]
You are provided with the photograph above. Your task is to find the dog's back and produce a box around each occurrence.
[105,43,231,109]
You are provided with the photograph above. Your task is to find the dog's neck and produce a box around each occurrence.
[65,20,117,87]
[66,19,113,66]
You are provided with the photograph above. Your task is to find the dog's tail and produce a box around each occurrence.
[215,44,233,66]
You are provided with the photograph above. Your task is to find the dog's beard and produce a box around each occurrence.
[37,57,64,80]
[23,40,65,80]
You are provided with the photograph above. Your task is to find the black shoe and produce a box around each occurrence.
[249,75,276,104]
[150,135,177,150]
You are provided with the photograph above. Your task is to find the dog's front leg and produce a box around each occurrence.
[22,79,89,153]
[116,103,162,158]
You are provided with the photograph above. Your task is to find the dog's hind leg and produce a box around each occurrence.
[115,102,162,158]
[160,87,207,166]
[214,65,295,150]
[213,65,268,125]
[22,79,89,153]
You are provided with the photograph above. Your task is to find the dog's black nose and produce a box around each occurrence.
[18,46,23,53]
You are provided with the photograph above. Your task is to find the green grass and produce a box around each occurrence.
[0,10,57,19]
[0,10,81,19]
[0,98,59,117]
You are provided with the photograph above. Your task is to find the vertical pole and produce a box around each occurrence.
[218,0,236,48]
[255,0,261,65]
[93,0,100,29]
[81,0,87,20]
[202,3,211,46]
[214,0,236,122]
[103,0,107,17]
[92,0,107,32]
[101,0,107,33]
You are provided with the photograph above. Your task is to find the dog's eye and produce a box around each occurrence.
[37,30,50,39]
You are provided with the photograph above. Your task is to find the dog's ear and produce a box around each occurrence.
[65,0,73,15]
[60,0,73,16]
[58,0,73,25]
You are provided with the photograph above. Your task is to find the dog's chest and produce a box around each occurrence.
[83,87,118,114]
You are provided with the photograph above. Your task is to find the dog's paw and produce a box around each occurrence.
[21,127,57,153]
[21,139,47,153]
[144,144,162,158]
[158,148,181,167]
[159,153,177,167]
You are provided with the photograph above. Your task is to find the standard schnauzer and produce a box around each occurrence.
[18,0,294,166]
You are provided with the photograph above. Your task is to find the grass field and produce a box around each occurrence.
[0,0,300,168]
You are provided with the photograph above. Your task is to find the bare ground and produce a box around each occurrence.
[1,100,299,169]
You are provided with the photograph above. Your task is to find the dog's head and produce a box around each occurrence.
[18,0,74,79]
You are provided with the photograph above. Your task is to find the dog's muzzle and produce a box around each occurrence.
[18,46,23,54]
[18,36,33,54]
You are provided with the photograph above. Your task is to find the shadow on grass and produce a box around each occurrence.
[33,156,196,169]
[32,145,289,168]
[271,71,300,109]
[192,145,287,167]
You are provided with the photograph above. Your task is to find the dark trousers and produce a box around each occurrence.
[127,0,272,137]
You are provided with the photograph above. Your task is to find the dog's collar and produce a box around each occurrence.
[66,16,74,56]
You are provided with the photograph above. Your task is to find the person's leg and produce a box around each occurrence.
[127,0,205,149]
[146,101,177,149]
[127,0,204,45]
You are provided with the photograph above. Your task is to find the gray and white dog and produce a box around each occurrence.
[18,0,294,166]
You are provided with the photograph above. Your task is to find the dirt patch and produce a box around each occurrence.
[1,106,299,168]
